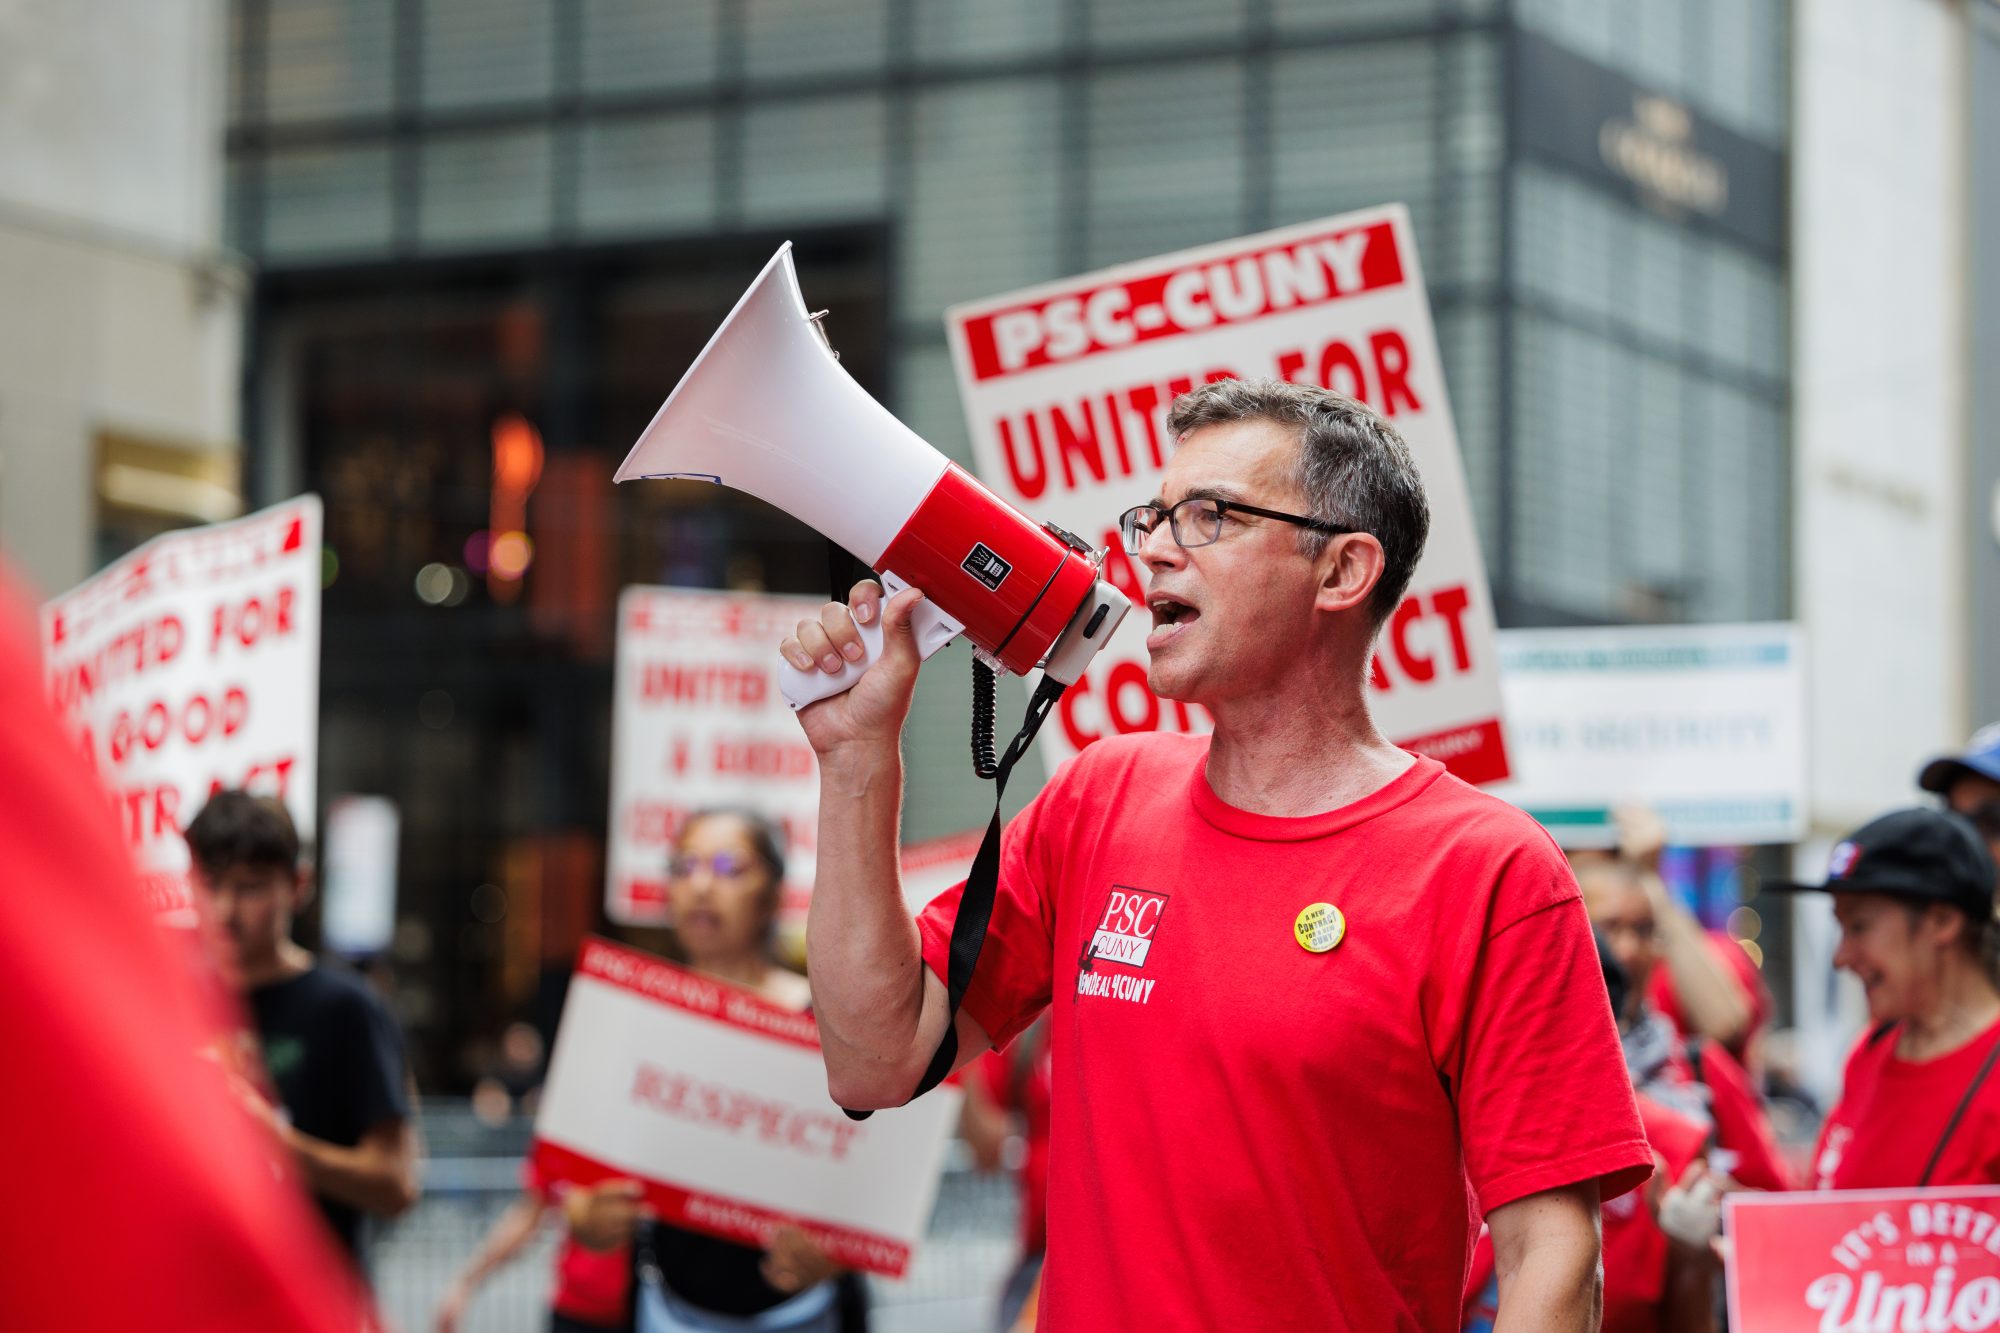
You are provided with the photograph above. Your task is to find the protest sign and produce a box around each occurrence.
[1724,1188,2000,1331]
[42,496,323,923]
[1488,622,1807,848]
[901,828,984,911]
[947,204,1509,783]
[606,586,822,931]
[533,939,961,1278]
[320,794,400,957]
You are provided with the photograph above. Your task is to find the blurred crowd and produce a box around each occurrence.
[8,558,2000,1333]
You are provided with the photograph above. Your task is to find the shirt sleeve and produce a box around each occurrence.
[341,981,411,1132]
[1453,848,1653,1217]
[914,768,1070,1053]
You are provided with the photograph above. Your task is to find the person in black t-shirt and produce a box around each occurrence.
[186,790,419,1272]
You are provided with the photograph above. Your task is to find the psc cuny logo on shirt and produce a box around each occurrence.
[1078,886,1168,1006]
[1091,886,1170,967]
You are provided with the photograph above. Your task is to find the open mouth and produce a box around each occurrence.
[1147,592,1199,648]
[1148,593,1198,628]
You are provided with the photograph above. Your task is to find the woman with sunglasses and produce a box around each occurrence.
[438,810,864,1333]
[1769,808,2000,1190]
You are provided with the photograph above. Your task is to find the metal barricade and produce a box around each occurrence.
[372,1101,1022,1333]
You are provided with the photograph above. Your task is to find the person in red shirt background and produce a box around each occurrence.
[789,379,1650,1331]
[1466,932,1718,1333]
[1772,808,2000,1190]
[1581,806,1774,1065]
[0,570,374,1331]
[959,1020,1051,1332]
[1577,854,1791,1194]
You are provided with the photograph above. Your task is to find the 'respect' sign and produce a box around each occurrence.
[605,586,822,930]
[40,497,323,923]
[1725,1188,2000,1331]
[947,205,1510,782]
[533,939,961,1278]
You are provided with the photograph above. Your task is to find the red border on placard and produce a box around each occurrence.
[959,219,1405,382]
[532,1140,914,1278]
[1721,1186,2000,1332]
[576,937,821,1051]
[1396,717,1510,786]
[901,828,986,874]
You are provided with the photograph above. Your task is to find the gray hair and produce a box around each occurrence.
[1165,378,1430,625]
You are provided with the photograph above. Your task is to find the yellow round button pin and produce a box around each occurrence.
[1294,902,1346,954]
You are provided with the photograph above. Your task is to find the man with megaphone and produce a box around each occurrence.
[784,379,1652,1331]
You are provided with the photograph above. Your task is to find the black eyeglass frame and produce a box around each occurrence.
[1117,496,1353,555]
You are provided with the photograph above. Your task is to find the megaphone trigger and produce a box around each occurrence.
[777,573,965,711]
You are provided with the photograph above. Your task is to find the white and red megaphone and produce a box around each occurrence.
[614,244,1130,710]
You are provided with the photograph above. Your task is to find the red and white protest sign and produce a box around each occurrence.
[947,205,1509,782]
[900,828,984,911]
[41,497,323,922]
[606,586,822,931]
[1724,1188,2000,1331]
[533,939,960,1278]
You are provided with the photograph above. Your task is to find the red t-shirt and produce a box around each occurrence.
[916,734,1652,1332]
[977,1030,1053,1256]
[1654,1038,1790,1192]
[1601,1096,1710,1333]
[524,1158,630,1326]
[1466,1093,1710,1333]
[1649,929,1772,1056]
[0,571,372,1331]
[1813,1017,2000,1190]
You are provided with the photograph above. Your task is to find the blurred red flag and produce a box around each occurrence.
[0,566,374,1330]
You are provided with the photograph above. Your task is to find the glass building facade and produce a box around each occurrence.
[225,0,1789,1078]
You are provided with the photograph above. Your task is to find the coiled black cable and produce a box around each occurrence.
[971,656,1000,778]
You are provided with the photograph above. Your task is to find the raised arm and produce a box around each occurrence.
[785,581,991,1109]
[1614,806,1755,1046]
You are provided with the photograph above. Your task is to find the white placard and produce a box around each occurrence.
[947,205,1510,783]
[533,939,960,1278]
[321,795,400,957]
[606,586,824,931]
[1487,622,1808,848]
[41,497,323,922]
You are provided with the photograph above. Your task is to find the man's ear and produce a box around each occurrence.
[1314,532,1387,617]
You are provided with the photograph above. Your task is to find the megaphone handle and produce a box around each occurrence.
[779,573,963,710]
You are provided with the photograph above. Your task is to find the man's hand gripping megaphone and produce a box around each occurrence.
[778,579,932,755]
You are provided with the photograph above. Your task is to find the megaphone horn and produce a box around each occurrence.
[615,244,1130,710]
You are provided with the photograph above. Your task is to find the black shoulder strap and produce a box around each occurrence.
[1919,1032,2000,1187]
[841,675,1066,1121]
[1685,1035,1707,1085]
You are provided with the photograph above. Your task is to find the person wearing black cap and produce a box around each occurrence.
[1919,723,2000,864]
[1769,808,2000,1189]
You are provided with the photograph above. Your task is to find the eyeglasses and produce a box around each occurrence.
[1117,496,1351,556]
[668,852,757,879]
